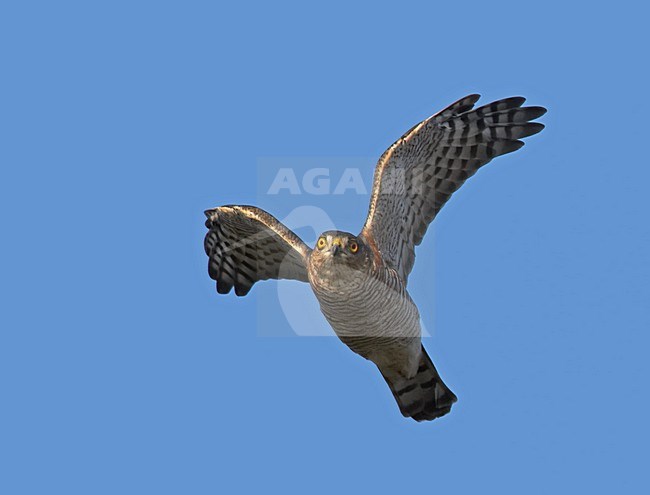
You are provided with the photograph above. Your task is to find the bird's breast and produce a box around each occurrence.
[307,262,420,341]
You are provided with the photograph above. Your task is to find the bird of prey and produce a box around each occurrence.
[204,94,546,421]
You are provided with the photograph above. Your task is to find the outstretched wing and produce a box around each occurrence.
[360,94,546,283]
[204,205,311,296]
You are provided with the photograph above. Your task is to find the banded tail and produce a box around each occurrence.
[383,346,457,422]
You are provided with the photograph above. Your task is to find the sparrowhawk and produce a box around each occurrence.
[204,94,546,421]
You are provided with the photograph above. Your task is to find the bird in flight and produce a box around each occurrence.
[204,94,546,421]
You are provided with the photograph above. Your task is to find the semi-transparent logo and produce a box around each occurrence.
[254,157,433,338]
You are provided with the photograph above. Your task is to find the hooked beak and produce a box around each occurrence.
[330,237,343,256]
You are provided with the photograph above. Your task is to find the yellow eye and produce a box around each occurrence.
[317,237,327,250]
[349,241,359,253]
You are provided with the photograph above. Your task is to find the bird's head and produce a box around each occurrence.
[311,231,370,270]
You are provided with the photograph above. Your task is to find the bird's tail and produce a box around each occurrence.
[382,346,457,422]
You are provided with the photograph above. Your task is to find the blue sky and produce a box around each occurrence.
[1,1,649,494]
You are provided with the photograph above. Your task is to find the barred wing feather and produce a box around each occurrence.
[204,205,311,296]
[361,94,546,283]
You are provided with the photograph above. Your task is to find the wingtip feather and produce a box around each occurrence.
[523,106,547,120]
